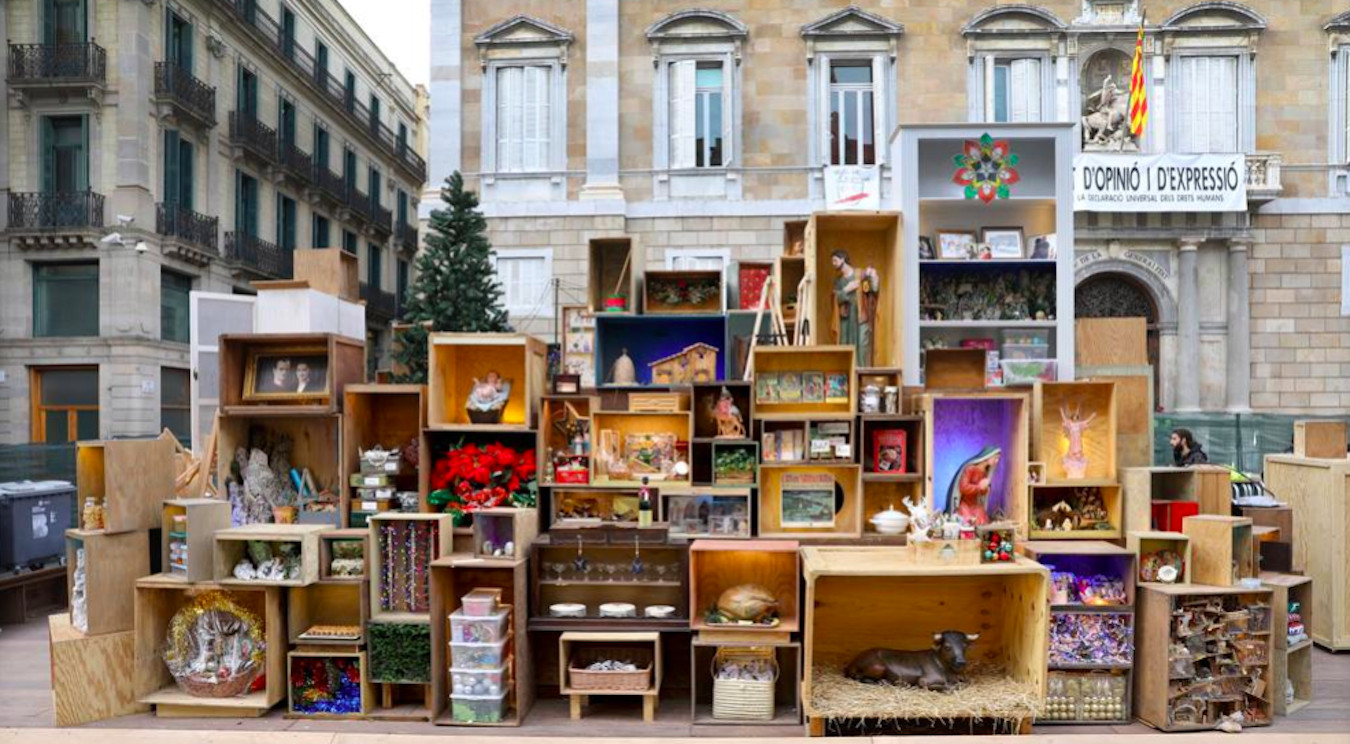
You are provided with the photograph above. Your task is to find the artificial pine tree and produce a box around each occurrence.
[392,172,511,382]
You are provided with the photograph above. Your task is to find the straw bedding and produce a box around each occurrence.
[809,663,1043,724]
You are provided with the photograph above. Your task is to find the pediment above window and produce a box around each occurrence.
[801,5,904,39]
[474,15,574,65]
[1327,10,1350,32]
[963,5,1068,36]
[646,9,747,59]
[1161,2,1266,32]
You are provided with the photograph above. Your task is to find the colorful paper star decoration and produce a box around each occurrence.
[952,134,1021,203]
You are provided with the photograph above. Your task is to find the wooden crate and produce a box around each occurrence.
[289,580,368,645]
[286,650,372,717]
[342,384,425,527]
[629,391,690,413]
[65,528,149,634]
[551,487,643,525]
[801,549,1048,727]
[759,464,862,540]
[529,535,690,631]
[1077,366,1154,470]
[690,539,800,637]
[859,414,923,477]
[1122,466,1232,535]
[1076,318,1148,367]
[1263,455,1349,648]
[49,612,148,726]
[135,575,286,716]
[559,631,663,722]
[643,269,724,314]
[1182,515,1255,587]
[590,409,694,487]
[218,333,365,414]
[1021,541,1137,607]
[292,247,359,301]
[1134,584,1273,731]
[473,507,539,560]
[162,498,231,583]
[1027,484,1123,539]
[76,436,176,532]
[805,211,904,368]
[919,392,1030,532]
[1293,420,1346,459]
[711,441,759,486]
[1126,531,1192,585]
[588,237,640,313]
[429,555,533,726]
[369,513,454,622]
[540,395,596,487]
[776,254,806,326]
[594,313,729,387]
[751,346,856,418]
[924,348,987,390]
[661,485,753,539]
[1032,380,1117,485]
[1261,572,1313,716]
[427,332,547,429]
[691,638,801,725]
[320,528,369,582]
[217,412,342,506]
[735,260,775,311]
[213,523,325,587]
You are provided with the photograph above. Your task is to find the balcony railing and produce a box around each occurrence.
[7,191,104,230]
[156,202,219,252]
[346,188,372,224]
[225,231,292,278]
[8,42,106,85]
[279,141,313,185]
[370,201,393,238]
[228,111,279,166]
[395,222,419,254]
[313,165,346,205]
[154,62,217,128]
[1245,152,1283,202]
[210,0,425,184]
[360,282,397,321]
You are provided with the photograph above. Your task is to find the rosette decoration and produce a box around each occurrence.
[952,133,1020,203]
[289,656,364,715]
[162,590,266,698]
[428,441,538,524]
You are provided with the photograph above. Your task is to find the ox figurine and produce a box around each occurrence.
[844,630,980,692]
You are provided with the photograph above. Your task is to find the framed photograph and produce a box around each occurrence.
[982,227,1026,259]
[243,346,331,401]
[918,235,936,260]
[937,230,978,260]
[1028,233,1057,260]
[780,472,838,528]
[802,372,825,403]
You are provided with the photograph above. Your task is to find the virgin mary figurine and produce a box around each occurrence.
[831,250,880,366]
[944,446,1002,526]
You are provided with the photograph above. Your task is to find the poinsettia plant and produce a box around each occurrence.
[428,441,538,523]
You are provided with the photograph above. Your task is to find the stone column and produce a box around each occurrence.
[580,0,623,200]
[1175,237,1202,411]
[1226,239,1252,411]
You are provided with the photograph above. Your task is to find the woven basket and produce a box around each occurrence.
[712,647,777,721]
[568,647,653,692]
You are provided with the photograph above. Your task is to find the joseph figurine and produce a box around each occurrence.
[831,249,879,366]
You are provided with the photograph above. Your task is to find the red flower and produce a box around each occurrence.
[495,447,518,468]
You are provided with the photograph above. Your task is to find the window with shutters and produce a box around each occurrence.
[342,229,358,254]
[235,171,259,238]
[279,96,297,146]
[277,194,297,251]
[280,6,296,60]
[34,262,98,337]
[991,58,1044,123]
[313,124,330,170]
[344,70,357,113]
[492,248,553,317]
[667,61,728,169]
[166,10,193,73]
[828,61,878,165]
[495,65,552,173]
[237,65,258,118]
[161,269,192,343]
[397,258,410,308]
[47,0,87,45]
[367,243,383,288]
[803,6,902,175]
[312,214,330,248]
[1172,55,1238,153]
[368,167,381,207]
[1160,6,1263,156]
[315,41,329,88]
[344,148,358,192]
[42,115,88,193]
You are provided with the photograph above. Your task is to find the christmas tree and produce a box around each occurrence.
[392,172,511,382]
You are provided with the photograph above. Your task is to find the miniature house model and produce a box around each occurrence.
[649,343,719,385]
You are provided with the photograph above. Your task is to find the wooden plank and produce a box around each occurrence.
[1293,420,1347,459]
[1264,456,1349,649]
[65,529,149,635]
[1075,318,1148,367]
[291,248,358,301]
[49,613,148,726]
[77,437,177,532]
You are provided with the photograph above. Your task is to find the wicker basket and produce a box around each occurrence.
[567,647,653,692]
[712,646,777,721]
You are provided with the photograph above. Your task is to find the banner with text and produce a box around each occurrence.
[1073,152,1247,212]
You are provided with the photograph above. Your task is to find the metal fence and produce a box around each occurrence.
[1152,413,1350,474]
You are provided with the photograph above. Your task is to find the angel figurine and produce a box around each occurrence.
[713,387,746,438]
[1060,405,1097,479]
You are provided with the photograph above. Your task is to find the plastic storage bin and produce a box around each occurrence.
[450,608,510,643]
[450,637,509,669]
[1000,343,1052,361]
[461,588,500,617]
[450,690,508,723]
[0,481,75,571]
[450,665,509,695]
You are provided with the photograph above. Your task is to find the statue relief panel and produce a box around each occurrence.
[1080,48,1138,151]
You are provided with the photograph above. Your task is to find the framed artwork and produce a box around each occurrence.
[756,373,779,404]
[937,230,978,260]
[825,373,849,404]
[1028,233,1057,260]
[562,305,597,388]
[778,373,803,403]
[802,372,825,403]
[919,236,936,260]
[982,227,1025,259]
[780,472,837,528]
[243,346,330,401]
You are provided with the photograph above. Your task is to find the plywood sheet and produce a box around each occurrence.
[1076,318,1147,367]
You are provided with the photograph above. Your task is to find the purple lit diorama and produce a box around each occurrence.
[595,315,728,386]
[931,397,1022,523]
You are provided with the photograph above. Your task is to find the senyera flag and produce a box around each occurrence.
[1129,14,1149,137]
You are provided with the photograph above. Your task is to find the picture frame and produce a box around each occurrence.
[982,227,1026,259]
[937,230,978,260]
[553,374,581,395]
[918,235,936,260]
[802,372,825,404]
[1028,233,1057,260]
[870,429,908,474]
[756,372,779,404]
[780,472,837,528]
[825,373,849,404]
[778,373,803,403]
[242,345,331,402]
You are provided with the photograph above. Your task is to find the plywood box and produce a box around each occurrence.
[920,392,1030,533]
[369,513,454,622]
[320,528,369,582]
[49,612,148,726]
[66,528,149,634]
[1078,366,1153,470]
[428,333,547,429]
[643,269,724,314]
[559,631,663,722]
[217,412,343,501]
[162,498,232,583]
[759,464,862,540]
[590,410,694,487]
[924,348,987,390]
[806,211,904,368]
[1075,318,1148,367]
[213,523,325,587]
[1032,380,1117,484]
[287,650,372,717]
[588,237,639,313]
[1293,420,1346,460]
[1126,531,1192,585]
[218,333,366,414]
[689,539,800,635]
[1261,455,1348,649]
[343,384,426,526]
[1182,515,1255,587]
[289,580,368,645]
[292,247,359,301]
[473,507,539,560]
[1027,484,1122,539]
[751,345,856,418]
[1122,466,1231,536]
[76,436,176,532]
[1261,572,1313,715]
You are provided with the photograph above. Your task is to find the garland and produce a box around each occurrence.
[289,656,363,715]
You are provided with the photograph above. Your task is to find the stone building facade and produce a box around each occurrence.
[0,0,427,445]
[430,0,1350,414]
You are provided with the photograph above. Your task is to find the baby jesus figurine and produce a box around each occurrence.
[467,371,511,415]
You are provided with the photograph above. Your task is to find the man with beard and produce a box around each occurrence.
[1170,428,1209,467]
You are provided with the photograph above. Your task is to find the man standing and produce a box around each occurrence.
[1170,428,1209,467]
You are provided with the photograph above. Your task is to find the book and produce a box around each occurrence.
[871,428,908,474]
[825,372,849,404]
[802,372,825,403]
[763,432,778,462]
[756,373,778,404]
[779,373,803,403]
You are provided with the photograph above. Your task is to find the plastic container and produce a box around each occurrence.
[1001,359,1058,386]
[450,608,510,643]
[461,588,500,617]
[1002,328,1052,347]
[450,637,509,669]
[450,690,508,723]
[450,665,509,696]
[1000,343,1052,361]
[0,480,75,571]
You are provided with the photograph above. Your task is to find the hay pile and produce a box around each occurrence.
[810,663,1044,724]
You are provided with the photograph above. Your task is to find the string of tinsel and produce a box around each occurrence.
[163,590,265,688]
[381,522,395,612]
[289,656,363,715]
[406,519,416,611]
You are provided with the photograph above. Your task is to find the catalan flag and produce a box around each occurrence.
[1128,15,1149,137]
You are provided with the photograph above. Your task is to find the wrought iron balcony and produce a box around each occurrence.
[156,202,219,253]
[312,165,346,206]
[346,188,372,225]
[225,231,292,278]
[395,222,419,254]
[8,42,106,87]
[228,111,279,166]
[278,141,313,186]
[360,282,397,322]
[1246,152,1283,203]
[369,201,393,239]
[7,191,104,231]
[153,62,217,128]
